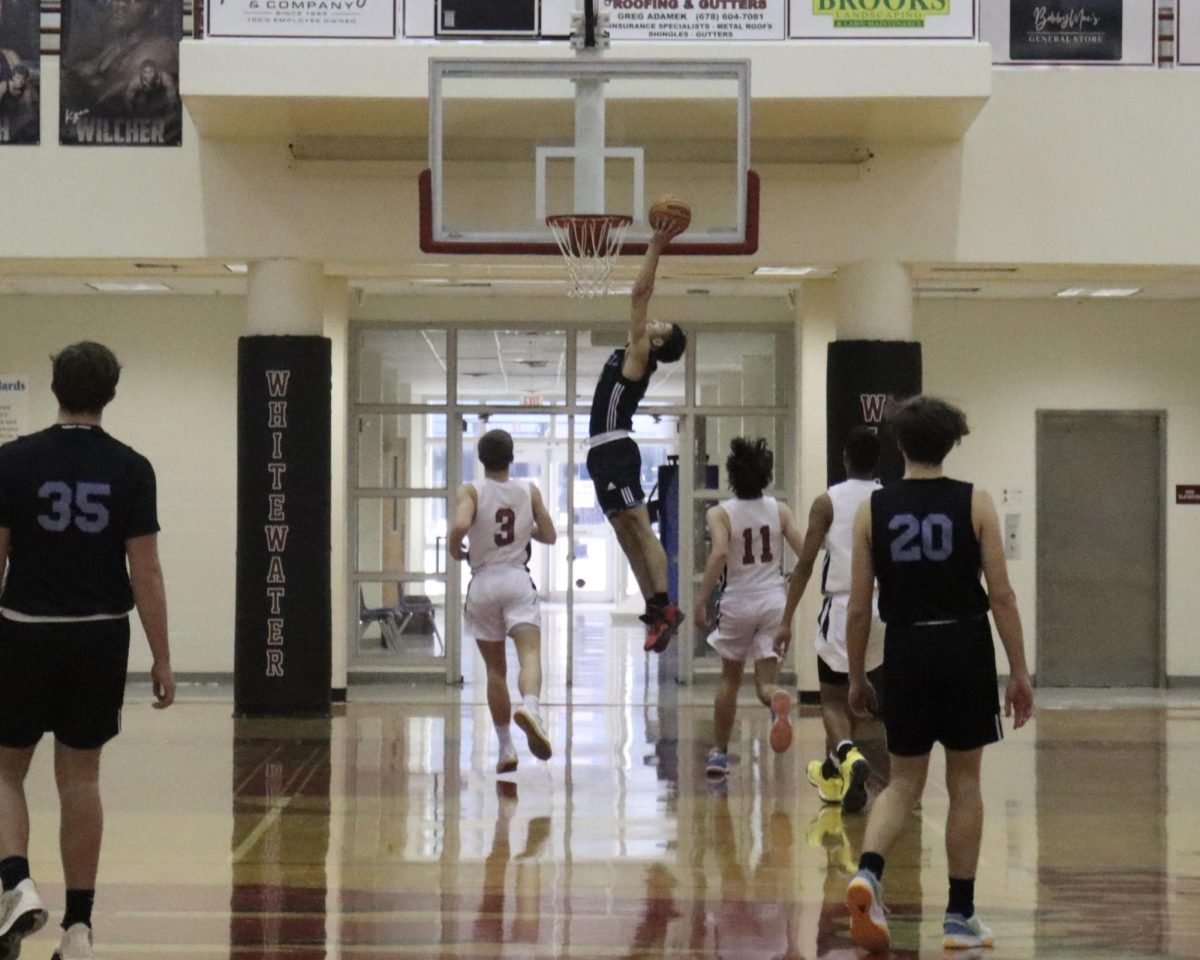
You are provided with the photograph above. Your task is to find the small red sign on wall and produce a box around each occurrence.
[1178,485,1200,504]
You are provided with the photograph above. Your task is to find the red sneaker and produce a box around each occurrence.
[644,604,685,653]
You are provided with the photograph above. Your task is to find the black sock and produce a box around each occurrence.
[63,889,95,930]
[647,592,669,614]
[858,852,885,881]
[835,741,856,762]
[947,877,975,918]
[0,856,29,892]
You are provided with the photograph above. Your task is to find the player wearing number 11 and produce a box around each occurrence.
[0,342,174,960]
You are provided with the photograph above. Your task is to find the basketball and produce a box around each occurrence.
[648,196,691,235]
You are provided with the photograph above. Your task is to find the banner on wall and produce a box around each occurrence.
[0,0,40,144]
[602,0,785,41]
[791,0,977,39]
[1178,0,1200,65]
[983,0,1155,64]
[59,0,182,146]
[207,0,396,38]
[0,375,30,443]
[235,336,332,718]
[826,341,922,487]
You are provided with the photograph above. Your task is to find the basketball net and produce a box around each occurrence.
[547,213,632,298]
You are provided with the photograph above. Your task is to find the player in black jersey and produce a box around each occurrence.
[586,219,688,653]
[842,396,1034,954]
[0,342,174,960]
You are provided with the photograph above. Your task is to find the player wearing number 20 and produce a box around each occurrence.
[450,429,557,776]
[0,341,174,960]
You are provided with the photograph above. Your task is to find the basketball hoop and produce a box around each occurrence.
[546,213,632,298]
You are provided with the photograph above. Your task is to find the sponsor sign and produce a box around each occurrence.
[1177,485,1200,505]
[0,0,40,144]
[1177,0,1200,65]
[604,0,785,41]
[983,0,1155,64]
[208,0,397,38]
[60,0,183,147]
[792,0,977,39]
[0,375,29,443]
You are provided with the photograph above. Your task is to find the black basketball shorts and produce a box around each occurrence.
[0,616,132,750]
[586,437,645,517]
[881,616,1002,757]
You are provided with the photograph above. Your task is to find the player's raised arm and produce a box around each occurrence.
[624,232,670,381]
[448,483,478,561]
[530,483,557,545]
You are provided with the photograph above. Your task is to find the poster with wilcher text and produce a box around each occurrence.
[60,0,182,146]
[0,0,41,144]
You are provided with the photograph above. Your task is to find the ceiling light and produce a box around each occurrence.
[86,281,171,293]
[753,266,820,277]
[1090,288,1140,298]
[224,263,248,274]
[1056,288,1087,298]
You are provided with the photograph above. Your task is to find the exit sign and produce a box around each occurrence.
[1178,485,1200,504]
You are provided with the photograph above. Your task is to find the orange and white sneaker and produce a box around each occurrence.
[846,869,890,953]
[644,605,685,653]
[943,912,995,949]
[514,708,552,761]
[768,690,793,753]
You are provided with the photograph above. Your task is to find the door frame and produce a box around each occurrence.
[1035,409,1167,688]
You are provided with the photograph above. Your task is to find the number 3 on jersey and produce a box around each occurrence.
[37,481,112,533]
[741,525,774,565]
[494,508,516,546]
[889,513,953,562]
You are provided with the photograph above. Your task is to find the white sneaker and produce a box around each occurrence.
[51,923,95,960]
[846,868,889,953]
[943,911,995,949]
[513,708,552,761]
[496,744,519,774]
[0,879,48,959]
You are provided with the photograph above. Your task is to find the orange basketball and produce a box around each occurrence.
[648,196,691,235]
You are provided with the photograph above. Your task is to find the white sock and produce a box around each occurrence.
[835,739,854,761]
[497,723,514,750]
[522,694,541,716]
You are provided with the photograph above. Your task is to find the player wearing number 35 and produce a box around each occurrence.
[449,430,558,776]
[0,341,174,960]
[843,395,1034,955]
[693,438,806,780]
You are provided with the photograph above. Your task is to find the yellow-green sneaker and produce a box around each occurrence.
[839,746,871,814]
[807,759,843,804]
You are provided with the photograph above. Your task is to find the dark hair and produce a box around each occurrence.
[477,429,514,471]
[843,426,881,475]
[12,65,30,78]
[726,437,773,499]
[51,341,121,414]
[886,395,969,466]
[653,324,687,364]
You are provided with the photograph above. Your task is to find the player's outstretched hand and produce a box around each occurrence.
[773,625,792,658]
[152,659,176,710]
[848,675,877,720]
[1005,671,1035,729]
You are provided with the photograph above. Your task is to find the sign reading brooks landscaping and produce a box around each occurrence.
[792,0,975,38]
[1009,0,1123,60]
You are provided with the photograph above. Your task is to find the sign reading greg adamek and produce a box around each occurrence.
[791,0,977,39]
[602,0,785,40]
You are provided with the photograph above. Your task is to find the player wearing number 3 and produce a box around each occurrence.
[843,396,1034,954]
[0,342,174,960]
[450,429,557,775]
[693,439,805,779]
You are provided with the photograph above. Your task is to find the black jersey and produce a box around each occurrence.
[0,425,159,617]
[589,349,657,437]
[870,478,989,626]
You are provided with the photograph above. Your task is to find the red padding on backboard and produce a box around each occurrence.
[419,168,759,256]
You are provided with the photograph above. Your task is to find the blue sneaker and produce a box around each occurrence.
[846,868,889,952]
[943,912,994,949]
[705,747,729,779]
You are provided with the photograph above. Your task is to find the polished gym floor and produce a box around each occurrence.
[14,615,1200,958]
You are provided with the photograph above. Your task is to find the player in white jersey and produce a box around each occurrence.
[449,430,557,775]
[693,439,806,779]
[775,427,884,813]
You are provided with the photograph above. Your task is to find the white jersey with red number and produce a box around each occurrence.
[720,496,786,595]
[468,479,534,572]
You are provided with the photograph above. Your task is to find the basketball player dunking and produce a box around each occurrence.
[586,218,688,652]
[450,429,557,774]
[842,396,1035,954]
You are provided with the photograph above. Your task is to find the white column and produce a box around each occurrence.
[795,282,837,694]
[835,259,913,341]
[324,278,349,694]
[247,259,325,336]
